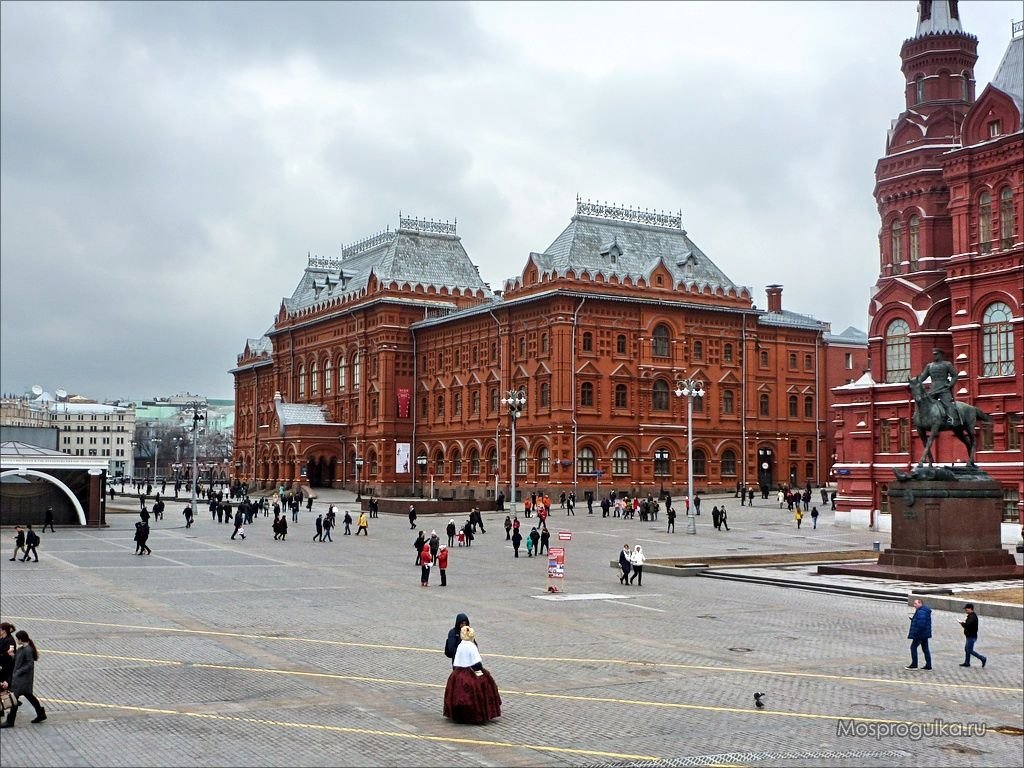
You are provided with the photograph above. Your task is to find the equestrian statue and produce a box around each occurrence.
[909,348,992,467]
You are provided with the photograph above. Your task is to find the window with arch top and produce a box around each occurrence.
[324,359,332,393]
[692,448,707,476]
[652,324,670,357]
[884,319,911,382]
[909,215,920,267]
[580,381,594,407]
[890,219,902,271]
[914,75,925,104]
[582,332,593,353]
[652,380,669,411]
[310,361,318,395]
[577,447,595,475]
[614,383,628,408]
[1000,188,1015,249]
[352,352,361,391]
[723,389,734,414]
[538,447,550,474]
[612,447,630,475]
[982,302,1015,377]
[788,395,798,418]
[979,191,993,252]
[539,381,550,407]
[516,448,527,476]
[297,364,306,399]
[804,395,814,419]
[616,334,627,355]
[693,340,703,361]
[759,393,770,416]
[724,343,733,363]
[721,449,737,476]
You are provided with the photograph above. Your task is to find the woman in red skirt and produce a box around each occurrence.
[443,626,501,724]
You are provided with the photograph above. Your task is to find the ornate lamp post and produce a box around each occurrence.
[416,453,428,498]
[674,378,705,535]
[499,388,526,514]
[181,401,207,519]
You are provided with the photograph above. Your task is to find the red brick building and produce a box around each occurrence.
[831,3,1023,535]
[232,202,851,503]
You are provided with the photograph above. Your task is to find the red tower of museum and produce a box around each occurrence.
[832,2,1023,533]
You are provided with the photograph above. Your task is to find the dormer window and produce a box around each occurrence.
[988,120,1001,138]
[600,238,622,264]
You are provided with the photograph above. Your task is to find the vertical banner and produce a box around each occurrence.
[546,546,565,593]
[397,388,411,418]
[395,442,410,474]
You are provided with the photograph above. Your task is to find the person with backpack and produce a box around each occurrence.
[20,527,40,562]
[343,510,353,535]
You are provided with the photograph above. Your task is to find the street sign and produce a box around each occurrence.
[557,530,572,541]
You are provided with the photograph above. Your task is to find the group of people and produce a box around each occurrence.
[617,544,647,585]
[906,599,989,670]
[442,614,501,725]
[415,529,450,586]
[8,526,41,563]
[0,622,45,728]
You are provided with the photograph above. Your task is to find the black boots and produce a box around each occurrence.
[31,708,47,723]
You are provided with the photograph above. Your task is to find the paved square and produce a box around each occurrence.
[1,493,1021,767]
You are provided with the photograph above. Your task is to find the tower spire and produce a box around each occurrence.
[914,0,962,37]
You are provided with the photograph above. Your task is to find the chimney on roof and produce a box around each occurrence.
[766,284,783,313]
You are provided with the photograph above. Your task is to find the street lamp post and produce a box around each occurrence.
[151,438,160,485]
[416,454,427,498]
[181,401,207,521]
[355,456,364,498]
[674,378,705,535]
[500,388,526,515]
[129,440,137,484]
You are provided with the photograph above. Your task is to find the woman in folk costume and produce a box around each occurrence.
[443,626,501,724]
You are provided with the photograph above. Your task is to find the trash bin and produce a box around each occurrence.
[872,541,881,552]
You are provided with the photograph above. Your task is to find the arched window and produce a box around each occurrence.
[310,362,318,395]
[652,324,670,357]
[692,448,707,476]
[370,397,378,419]
[516,448,527,475]
[519,336,526,358]
[885,319,911,382]
[434,453,445,476]
[453,392,462,416]
[652,380,669,411]
[653,448,670,476]
[452,449,462,475]
[915,75,925,104]
[890,219,902,271]
[469,449,480,475]
[539,382,550,407]
[721,449,737,476]
[437,352,443,370]
[693,341,703,361]
[788,395,798,418]
[338,356,347,391]
[908,215,920,267]
[961,70,971,101]
[297,364,306,399]
[454,349,460,367]
[983,302,1015,376]
[324,359,332,393]
[789,352,797,369]
[1000,187,1015,248]
[804,395,814,419]
[369,452,378,477]
[352,353,361,391]
[582,332,593,352]
[471,390,480,414]
[804,462,814,481]
[759,393,770,416]
[581,382,595,407]
[488,449,497,475]
[612,447,630,474]
[471,346,478,365]
[615,383,628,408]
[723,389,734,414]
[577,447,595,475]
[616,334,627,354]
[538,447,550,475]
[979,191,992,252]
[540,333,548,353]
[760,350,768,367]
[435,394,445,418]
[723,343,733,362]
[490,388,498,412]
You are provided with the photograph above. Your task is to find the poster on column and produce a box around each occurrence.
[546,547,565,593]
[395,443,410,474]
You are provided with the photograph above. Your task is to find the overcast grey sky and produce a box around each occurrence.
[1,1,1019,401]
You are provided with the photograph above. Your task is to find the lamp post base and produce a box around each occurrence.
[687,513,697,535]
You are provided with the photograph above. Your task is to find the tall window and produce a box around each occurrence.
[789,353,797,369]
[471,346,478,365]
[788,395,798,418]
[982,302,1015,376]
[1000,188,1015,249]
[310,362,318,394]
[488,449,497,475]
[539,382,550,407]
[961,70,971,101]
[804,396,814,419]
[721,449,737,476]
[759,393,770,416]
[890,219,902,271]
[582,332,593,352]
[490,388,498,412]
[577,447,595,474]
[516,448,527,476]
[519,336,526,358]
[1008,414,1021,451]
[617,334,627,354]
[652,380,669,411]
[540,333,548,353]
[436,394,445,419]
[452,449,462,475]
[915,75,925,103]
[538,447,550,474]
[652,324,670,357]
[353,353,361,390]
[472,390,480,414]
[885,319,911,382]
[581,382,594,407]
[470,449,480,475]
[297,365,306,399]
[908,215,920,267]
[453,392,462,416]
[979,191,992,252]
[878,420,892,452]
[724,343,733,362]
[324,360,332,393]
[760,350,768,367]
[612,447,630,475]
[615,384,628,408]
[723,390,734,414]
[692,448,707,476]
[693,341,703,361]
[654,448,670,476]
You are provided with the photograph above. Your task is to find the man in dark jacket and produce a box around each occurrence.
[444,613,470,666]
[959,603,987,668]
[618,544,632,584]
[511,527,523,558]
[43,507,55,533]
[21,526,40,562]
[9,527,26,561]
[906,598,933,670]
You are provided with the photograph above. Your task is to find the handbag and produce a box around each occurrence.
[0,688,17,712]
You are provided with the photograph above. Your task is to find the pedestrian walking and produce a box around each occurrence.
[618,544,632,584]
[182,505,194,529]
[408,504,418,530]
[10,526,27,562]
[356,511,369,535]
[711,506,721,530]
[628,545,646,586]
[313,514,324,542]
[231,509,245,540]
[810,507,819,529]
[539,526,550,555]
[322,513,334,542]
[42,507,55,533]
[343,511,352,535]
[437,545,449,586]
[511,528,523,558]
[906,598,933,670]
[667,505,675,533]
[0,630,46,728]
[429,530,441,561]
[414,531,425,565]
[503,515,512,541]
[959,603,987,668]
[20,527,40,562]
[136,521,152,555]
[527,527,540,557]
[719,506,729,531]
[795,508,803,529]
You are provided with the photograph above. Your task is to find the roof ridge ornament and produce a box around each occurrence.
[575,197,683,230]
[339,228,396,259]
[398,215,457,236]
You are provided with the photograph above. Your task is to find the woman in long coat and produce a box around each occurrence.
[443,626,501,724]
[0,630,46,727]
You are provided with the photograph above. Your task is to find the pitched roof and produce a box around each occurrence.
[990,31,1024,119]
[528,200,740,293]
[758,309,828,332]
[283,217,493,315]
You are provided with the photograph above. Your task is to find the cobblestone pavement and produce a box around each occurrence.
[1,490,1021,767]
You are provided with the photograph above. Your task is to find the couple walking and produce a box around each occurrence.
[617,544,646,586]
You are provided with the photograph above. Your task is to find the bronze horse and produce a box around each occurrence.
[908,377,991,467]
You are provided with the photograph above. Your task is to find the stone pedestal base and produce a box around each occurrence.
[819,471,1021,584]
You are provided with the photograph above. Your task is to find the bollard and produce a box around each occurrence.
[872,541,881,552]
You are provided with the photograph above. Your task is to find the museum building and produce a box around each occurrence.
[231,196,861,503]
[831,2,1024,534]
